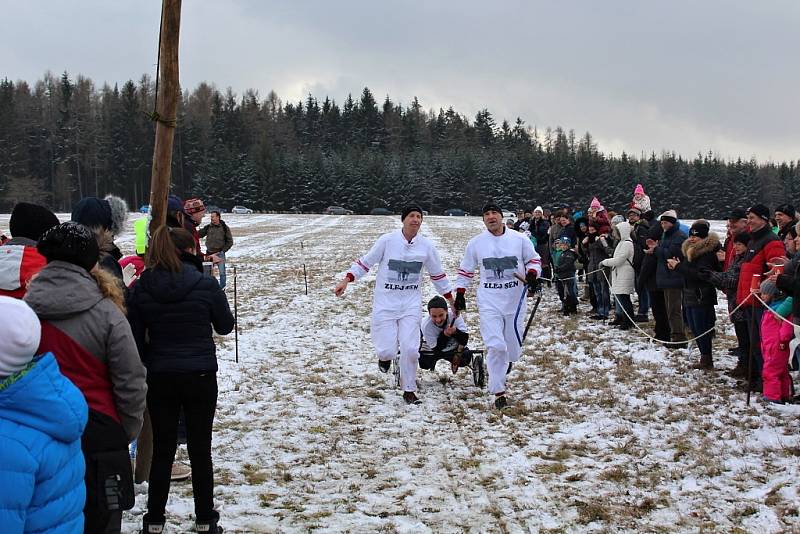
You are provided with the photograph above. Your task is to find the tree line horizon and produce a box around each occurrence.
[0,71,797,218]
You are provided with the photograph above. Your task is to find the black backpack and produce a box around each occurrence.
[627,238,645,271]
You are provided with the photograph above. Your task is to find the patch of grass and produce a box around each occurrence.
[363,466,378,479]
[598,466,629,483]
[242,463,269,485]
[732,504,759,518]
[537,462,567,475]
[575,500,610,524]
[258,492,279,507]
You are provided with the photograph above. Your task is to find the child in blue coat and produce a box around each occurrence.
[0,296,88,533]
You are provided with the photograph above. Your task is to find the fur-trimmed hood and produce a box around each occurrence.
[681,231,721,262]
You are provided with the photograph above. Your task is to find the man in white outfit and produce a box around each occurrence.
[455,203,542,409]
[334,205,454,404]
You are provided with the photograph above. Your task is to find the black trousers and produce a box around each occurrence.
[649,289,671,342]
[145,372,218,523]
[743,306,765,382]
[615,294,635,326]
[733,320,750,365]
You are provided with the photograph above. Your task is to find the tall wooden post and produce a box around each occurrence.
[148,0,182,235]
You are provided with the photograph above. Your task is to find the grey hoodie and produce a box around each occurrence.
[25,261,146,440]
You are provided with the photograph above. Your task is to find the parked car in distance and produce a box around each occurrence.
[370,207,393,215]
[324,206,353,215]
[443,208,468,217]
[139,204,150,214]
[205,205,227,214]
[502,211,516,219]
[231,205,254,214]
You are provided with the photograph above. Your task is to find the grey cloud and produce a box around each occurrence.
[2,0,797,160]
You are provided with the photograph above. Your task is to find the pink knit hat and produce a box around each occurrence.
[589,197,602,210]
[634,184,645,196]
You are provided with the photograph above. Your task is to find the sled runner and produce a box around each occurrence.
[392,342,486,389]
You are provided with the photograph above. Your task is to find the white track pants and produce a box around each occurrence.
[372,314,421,392]
[479,310,524,394]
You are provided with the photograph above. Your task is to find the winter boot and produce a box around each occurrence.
[494,395,509,410]
[727,362,748,378]
[196,513,223,534]
[670,335,688,349]
[142,518,165,534]
[691,354,714,370]
[378,359,391,373]
[403,391,421,405]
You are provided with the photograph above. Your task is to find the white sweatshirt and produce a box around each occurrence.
[347,230,452,320]
[456,228,541,315]
[421,311,468,352]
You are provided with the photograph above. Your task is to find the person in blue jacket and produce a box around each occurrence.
[0,296,88,534]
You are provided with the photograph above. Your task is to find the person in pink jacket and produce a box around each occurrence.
[758,279,794,404]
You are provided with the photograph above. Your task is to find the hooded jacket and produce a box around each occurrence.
[127,253,234,374]
[0,354,88,533]
[676,232,722,307]
[655,224,688,289]
[600,221,635,294]
[24,261,146,441]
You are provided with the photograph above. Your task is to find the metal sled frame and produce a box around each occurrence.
[392,346,486,389]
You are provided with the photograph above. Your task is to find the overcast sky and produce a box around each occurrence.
[2,1,798,162]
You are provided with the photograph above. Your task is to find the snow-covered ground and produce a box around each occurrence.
[2,213,799,533]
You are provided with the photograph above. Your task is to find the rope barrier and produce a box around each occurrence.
[540,267,605,283]
[752,292,798,328]
[598,268,756,347]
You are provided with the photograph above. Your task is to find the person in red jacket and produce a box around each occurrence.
[735,204,787,390]
[0,203,59,298]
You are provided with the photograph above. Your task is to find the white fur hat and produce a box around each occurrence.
[0,296,41,378]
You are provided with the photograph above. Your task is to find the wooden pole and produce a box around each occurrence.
[234,265,239,364]
[148,0,182,235]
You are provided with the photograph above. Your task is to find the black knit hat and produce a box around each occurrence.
[9,203,60,241]
[774,204,796,218]
[482,203,502,215]
[647,224,663,240]
[401,205,424,221]
[747,204,770,222]
[37,222,100,273]
[427,295,448,311]
[733,232,751,246]
[71,197,112,231]
[689,220,710,238]
[729,208,747,220]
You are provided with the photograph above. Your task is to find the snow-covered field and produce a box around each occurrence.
[2,213,799,533]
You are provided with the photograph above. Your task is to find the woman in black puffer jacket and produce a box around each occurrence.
[127,226,234,534]
[669,220,722,370]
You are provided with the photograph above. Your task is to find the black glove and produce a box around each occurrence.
[526,271,541,294]
[455,291,466,312]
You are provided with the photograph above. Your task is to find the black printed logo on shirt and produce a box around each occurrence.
[387,259,423,284]
[482,256,518,281]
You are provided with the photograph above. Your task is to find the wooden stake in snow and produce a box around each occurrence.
[148,0,182,235]
[234,264,239,364]
[301,241,308,296]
